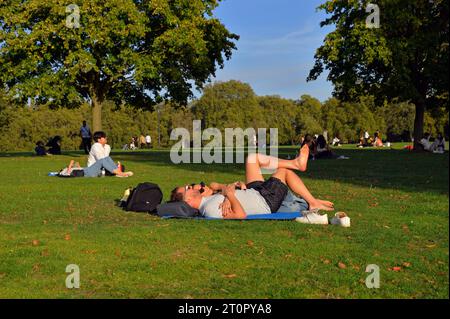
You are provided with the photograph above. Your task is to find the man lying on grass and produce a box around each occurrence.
[171,144,334,220]
[60,157,133,178]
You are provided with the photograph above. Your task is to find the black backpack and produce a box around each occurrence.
[125,183,163,213]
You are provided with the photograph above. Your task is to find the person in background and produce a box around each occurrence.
[47,136,62,155]
[61,158,133,178]
[315,135,335,159]
[139,134,146,149]
[435,133,445,153]
[35,141,48,156]
[419,133,433,151]
[373,131,384,147]
[129,137,137,150]
[314,135,349,160]
[87,131,111,167]
[431,133,446,153]
[80,120,92,154]
[331,136,341,147]
[145,134,152,148]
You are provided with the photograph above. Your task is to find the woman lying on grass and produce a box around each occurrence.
[60,157,133,178]
[170,143,334,219]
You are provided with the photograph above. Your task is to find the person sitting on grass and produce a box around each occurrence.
[331,136,341,147]
[87,131,112,167]
[35,141,49,156]
[47,135,62,155]
[373,132,383,147]
[172,144,334,220]
[315,135,336,159]
[431,133,446,153]
[60,157,133,178]
[87,131,125,174]
[419,133,436,152]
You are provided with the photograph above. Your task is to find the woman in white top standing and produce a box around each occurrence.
[87,131,111,167]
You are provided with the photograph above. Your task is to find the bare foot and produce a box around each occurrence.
[67,160,74,174]
[318,199,334,208]
[294,144,310,171]
[116,171,134,178]
[309,200,335,211]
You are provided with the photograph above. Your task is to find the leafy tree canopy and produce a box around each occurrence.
[308,0,449,147]
[0,0,239,130]
[192,80,264,130]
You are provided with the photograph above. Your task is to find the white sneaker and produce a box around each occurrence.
[295,210,329,225]
[330,212,351,228]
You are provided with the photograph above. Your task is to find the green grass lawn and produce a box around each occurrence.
[0,144,448,298]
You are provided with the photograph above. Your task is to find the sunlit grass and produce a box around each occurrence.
[0,144,448,298]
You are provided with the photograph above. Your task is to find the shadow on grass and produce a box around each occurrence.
[118,147,449,195]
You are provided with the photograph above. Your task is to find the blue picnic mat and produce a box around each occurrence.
[161,212,302,220]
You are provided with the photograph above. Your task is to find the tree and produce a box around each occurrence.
[258,95,297,145]
[192,80,265,131]
[379,101,415,142]
[321,97,381,143]
[0,90,7,111]
[308,0,449,149]
[296,94,322,121]
[0,0,238,131]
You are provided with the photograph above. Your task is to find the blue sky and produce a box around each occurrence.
[208,0,335,102]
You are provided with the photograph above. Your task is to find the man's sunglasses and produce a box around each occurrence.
[185,182,206,193]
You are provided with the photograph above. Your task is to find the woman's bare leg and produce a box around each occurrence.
[245,144,310,184]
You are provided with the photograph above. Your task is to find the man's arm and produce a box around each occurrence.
[210,181,246,192]
[209,182,226,192]
[222,184,247,219]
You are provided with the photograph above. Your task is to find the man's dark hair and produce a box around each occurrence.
[82,120,87,125]
[170,187,184,202]
[93,131,106,142]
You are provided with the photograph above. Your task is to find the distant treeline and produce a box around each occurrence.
[0,80,448,152]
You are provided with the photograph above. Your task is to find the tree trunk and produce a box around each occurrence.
[412,98,425,150]
[92,96,102,132]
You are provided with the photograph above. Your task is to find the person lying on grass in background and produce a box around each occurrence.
[171,144,334,220]
[59,157,133,178]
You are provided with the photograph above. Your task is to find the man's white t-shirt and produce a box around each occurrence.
[145,135,151,143]
[199,189,271,219]
[87,142,111,167]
